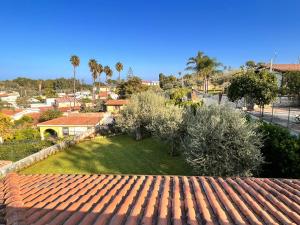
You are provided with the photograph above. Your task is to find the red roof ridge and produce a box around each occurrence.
[3,173,26,225]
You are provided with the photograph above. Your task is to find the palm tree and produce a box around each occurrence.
[96,63,103,92]
[186,51,221,93]
[70,55,80,109]
[115,62,123,83]
[104,66,113,98]
[88,59,98,103]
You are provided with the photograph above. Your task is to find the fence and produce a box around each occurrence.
[200,94,300,135]
[0,129,96,176]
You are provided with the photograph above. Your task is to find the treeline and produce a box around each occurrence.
[0,77,92,97]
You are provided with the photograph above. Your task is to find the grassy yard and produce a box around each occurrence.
[20,135,193,175]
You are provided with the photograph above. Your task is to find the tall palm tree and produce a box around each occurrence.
[96,63,103,92]
[70,55,80,109]
[186,51,221,93]
[115,62,123,83]
[88,59,98,103]
[104,66,113,98]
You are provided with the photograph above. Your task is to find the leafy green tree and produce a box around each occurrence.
[70,55,80,108]
[97,63,103,91]
[227,70,277,115]
[14,115,34,128]
[148,103,184,156]
[0,113,13,143]
[182,104,264,176]
[159,73,180,90]
[115,62,123,83]
[117,76,148,99]
[89,59,98,103]
[16,96,30,108]
[186,51,221,93]
[259,123,300,178]
[116,90,166,140]
[282,71,300,102]
[39,109,62,122]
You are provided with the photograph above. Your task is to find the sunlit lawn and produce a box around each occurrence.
[20,135,193,175]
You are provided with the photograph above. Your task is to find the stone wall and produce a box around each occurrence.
[0,129,95,176]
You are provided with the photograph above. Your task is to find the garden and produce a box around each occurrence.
[20,135,192,175]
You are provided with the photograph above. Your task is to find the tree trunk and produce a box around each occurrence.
[261,105,264,117]
[92,79,95,105]
[170,141,175,156]
[135,127,142,141]
[73,66,76,110]
[118,72,121,83]
[218,92,223,104]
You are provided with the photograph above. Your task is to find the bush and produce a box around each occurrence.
[0,140,52,161]
[259,123,300,178]
[13,127,40,141]
[182,104,264,176]
[39,109,62,122]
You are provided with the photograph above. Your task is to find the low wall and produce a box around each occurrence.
[0,129,95,176]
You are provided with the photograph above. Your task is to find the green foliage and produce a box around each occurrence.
[169,88,191,105]
[182,104,264,176]
[39,109,62,122]
[0,113,13,141]
[12,127,41,141]
[147,103,184,156]
[0,140,51,161]
[14,115,34,127]
[116,76,148,98]
[259,123,300,178]
[159,73,180,90]
[16,96,30,108]
[227,70,277,110]
[116,90,166,140]
[282,72,300,99]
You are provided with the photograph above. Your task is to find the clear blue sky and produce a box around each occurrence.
[0,0,300,82]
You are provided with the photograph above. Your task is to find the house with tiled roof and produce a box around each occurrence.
[0,173,300,225]
[105,99,128,113]
[37,113,104,140]
[54,97,81,109]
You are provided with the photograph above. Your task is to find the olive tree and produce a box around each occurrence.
[116,90,166,140]
[182,104,264,176]
[147,103,184,156]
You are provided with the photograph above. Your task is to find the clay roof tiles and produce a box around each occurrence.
[265,64,300,72]
[105,99,128,106]
[37,115,101,126]
[0,173,300,225]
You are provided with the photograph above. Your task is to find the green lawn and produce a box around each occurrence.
[20,135,193,175]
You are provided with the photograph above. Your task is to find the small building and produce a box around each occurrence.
[98,91,109,100]
[0,92,20,107]
[142,80,159,86]
[37,113,104,140]
[105,99,128,113]
[54,96,81,108]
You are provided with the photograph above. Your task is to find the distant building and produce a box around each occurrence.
[142,80,159,86]
[105,99,128,113]
[37,113,105,140]
[54,97,81,108]
[0,92,20,107]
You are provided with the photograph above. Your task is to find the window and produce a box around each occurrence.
[62,127,69,136]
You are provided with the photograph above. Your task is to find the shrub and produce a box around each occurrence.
[259,123,300,178]
[0,140,52,161]
[182,104,264,176]
[39,109,62,122]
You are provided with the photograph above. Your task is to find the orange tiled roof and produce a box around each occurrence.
[105,99,128,106]
[265,64,300,72]
[0,109,22,116]
[1,173,300,225]
[37,115,101,126]
[98,92,108,98]
[55,96,79,103]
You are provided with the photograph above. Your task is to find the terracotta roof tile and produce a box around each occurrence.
[37,115,101,126]
[0,109,22,116]
[0,173,300,225]
[265,64,300,72]
[105,99,128,106]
